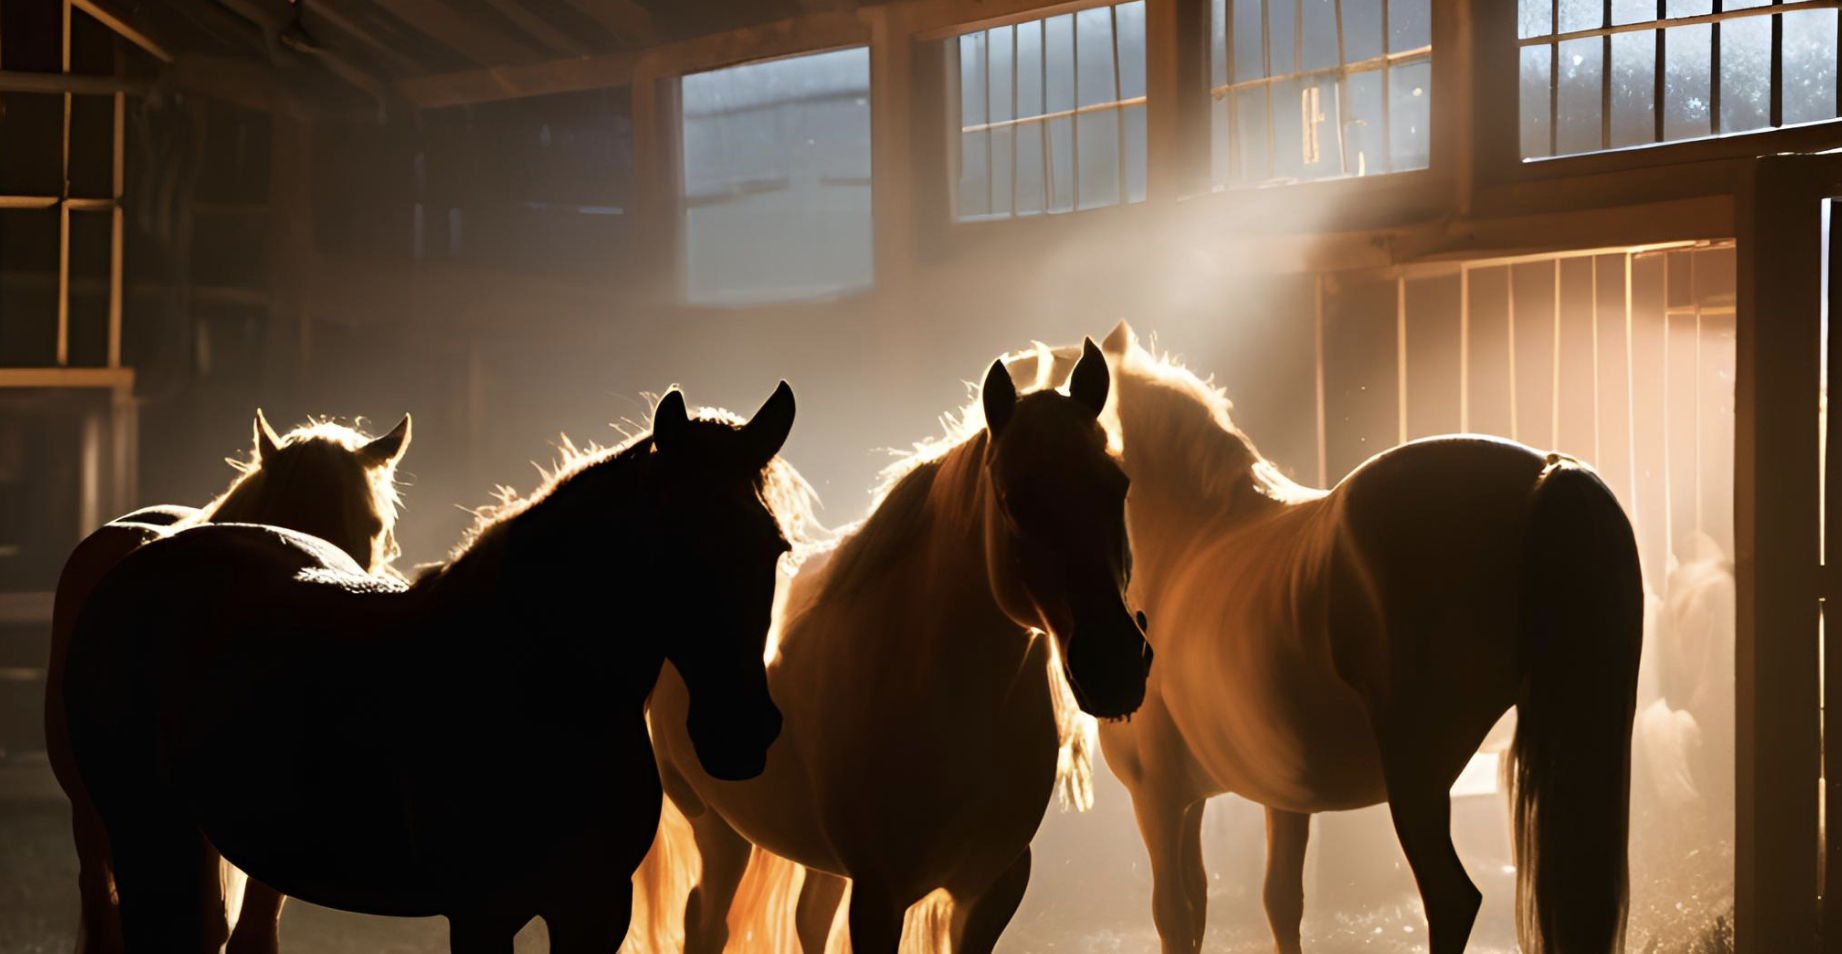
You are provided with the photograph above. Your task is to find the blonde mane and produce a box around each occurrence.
[195,418,406,575]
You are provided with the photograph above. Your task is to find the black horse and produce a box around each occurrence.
[64,385,802,953]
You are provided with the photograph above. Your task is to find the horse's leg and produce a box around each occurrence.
[225,877,287,954]
[1262,808,1310,954]
[1376,733,1481,954]
[845,882,906,954]
[107,809,227,953]
[71,801,124,954]
[1129,789,1208,954]
[796,869,847,954]
[682,810,752,954]
[1178,802,1208,953]
[546,880,632,954]
[952,848,1032,954]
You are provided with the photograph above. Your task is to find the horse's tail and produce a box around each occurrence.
[627,796,699,954]
[1509,454,1644,954]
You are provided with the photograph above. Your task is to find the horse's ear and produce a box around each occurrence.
[743,380,796,466]
[983,359,1016,438]
[1069,338,1109,418]
[653,389,690,450]
[253,409,282,462]
[361,415,412,467]
[1101,320,1135,356]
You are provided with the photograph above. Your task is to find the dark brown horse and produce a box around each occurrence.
[63,386,804,954]
[45,411,410,954]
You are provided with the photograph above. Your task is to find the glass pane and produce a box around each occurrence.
[961,33,988,127]
[1076,108,1121,208]
[1018,22,1045,119]
[1125,102,1148,202]
[960,130,991,217]
[1611,30,1658,148]
[1663,23,1712,141]
[1519,0,1552,40]
[1015,121,1046,215]
[1047,114,1075,211]
[1390,0,1430,52]
[1344,69,1385,175]
[989,26,1015,124]
[1559,0,1602,33]
[1272,76,1307,181]
[1723,0,1770,9]
[990,126,1014,215]
[1046,14,1076,113]
[1235,85,1274,182]
[1302,0,1340,71]
[1612,0,1653,26]
[1719,13,1771,134]
[1235,0,1268,80]
[1300,80,1343,179]
[1389,58,1432,171]
[1667,0,1713,16]
[1345,0,1384,62]
[1521,44,1555,158]
[1784,9,1840,126]
[1269,0,1297,76]
[680,46,872,304]
[1211,92,1232,186]
[1118,1,1148,100]
[1211,0,1230,88]
[1558,37,1604,155]
[1076,6,1119,107]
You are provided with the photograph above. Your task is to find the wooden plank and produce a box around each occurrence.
[0,69,147,95]
[1733,155,1823,954]
[0,367,134,388]
[400,50,640,107]
[69,0,174,63]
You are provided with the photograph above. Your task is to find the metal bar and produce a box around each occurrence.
[1113,4,1126,203]
[1397,273,1408,444]
[71,0,174,63]
[1656,0,1667,143]
[1516,0,1837,45]
[1461,264,1471,432]
[1602,0,1613,148]
[1315,271,1328,486]
[1712,0,1723,136]
[1552,257,1563,450]
[1551,0,1560,156]
[1770,3,1784,127]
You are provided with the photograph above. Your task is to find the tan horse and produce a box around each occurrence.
[1034,323,1640,954]
[45,410,409,954]
[639,343,1152,954]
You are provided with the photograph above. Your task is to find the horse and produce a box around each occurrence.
[45,409,411,954]
[638,341,1153,954]
[62,385,805,954]
[1020,322,1642,954]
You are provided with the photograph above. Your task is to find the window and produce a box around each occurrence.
[1518,0,1840,159]
[1209,0,1431,188]
[951,2,1148,220]
[680,47,873,306]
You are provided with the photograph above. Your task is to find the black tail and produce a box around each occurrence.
[1509,455,1644,954]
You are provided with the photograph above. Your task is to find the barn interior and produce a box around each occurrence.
[0,0,1831,951]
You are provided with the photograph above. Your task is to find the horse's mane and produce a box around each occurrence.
[193,418,405,573]
[794,376,1100,812]
[441,405,820,570]
[1034,333,1321,504]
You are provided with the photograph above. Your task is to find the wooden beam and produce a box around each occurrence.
[0,367,134,388]
[400,49,639,107]
[552,0,659,46]
[70,0,175,63]
[0,69,149,95]
[366,0,537,67]
[479,0,588,57]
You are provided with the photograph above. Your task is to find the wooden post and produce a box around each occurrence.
[1734,155,1824,954]
[866,5,916,293]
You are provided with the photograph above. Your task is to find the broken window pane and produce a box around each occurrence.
[1783,9,1840,126]
[1390,58,1432,171]
[1344,69,1385,176]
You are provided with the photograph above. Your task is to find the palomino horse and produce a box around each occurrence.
[46,410,410,954]
[1028,323,1641,954]
[63,386,803,954]
[641,342,1153,954]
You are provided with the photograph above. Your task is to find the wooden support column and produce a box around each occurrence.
[866,5,916,295]
[1734,155,1825,954]
[1144,0,1204,202]
[1464,0,1517,199]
